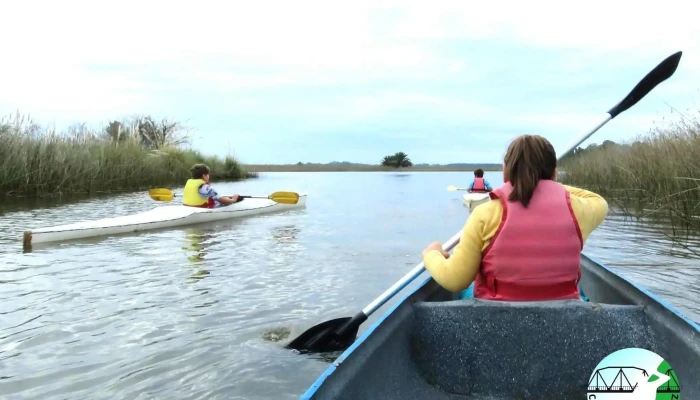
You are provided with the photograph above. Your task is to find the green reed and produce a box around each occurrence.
[560,110,700,236]
[0,113,257,198]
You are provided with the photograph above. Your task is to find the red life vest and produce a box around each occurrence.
[189,197,215,208]
[473,180,583,301]
[472,177,487,192]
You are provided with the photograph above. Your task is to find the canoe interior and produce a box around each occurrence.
[303,254,700,399]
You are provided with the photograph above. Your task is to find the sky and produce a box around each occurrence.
[1,0,699,165]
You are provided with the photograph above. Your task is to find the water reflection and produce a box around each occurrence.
[182,228,214,280]
[182,228,212,263]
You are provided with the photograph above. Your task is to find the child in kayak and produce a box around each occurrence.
[182,163,241,208]
[421,134,608,301]
[468,169,492,193]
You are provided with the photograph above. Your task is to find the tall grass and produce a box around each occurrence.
[560,110,700,236]
[0,113,257,198]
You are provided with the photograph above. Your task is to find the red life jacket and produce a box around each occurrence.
[473,180,583,301]
[188,197,215,208]
[472,177,487,192]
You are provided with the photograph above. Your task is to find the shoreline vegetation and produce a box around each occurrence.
[0,113,257,198]
[559,110,699,237]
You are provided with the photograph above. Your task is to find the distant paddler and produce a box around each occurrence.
[468,168,493,193]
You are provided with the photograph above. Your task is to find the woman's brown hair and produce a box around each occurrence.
[502,135,557,208]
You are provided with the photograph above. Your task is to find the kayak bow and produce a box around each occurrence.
[461,192,490,209]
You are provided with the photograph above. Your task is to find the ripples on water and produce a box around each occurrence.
[584,210,700,321]
[0,171,698,399]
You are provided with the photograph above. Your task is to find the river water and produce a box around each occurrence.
[0,171,698,399]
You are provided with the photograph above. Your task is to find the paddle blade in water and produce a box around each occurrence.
[148,188,175,202]
[269,191,300,204]
[286,317,357,353]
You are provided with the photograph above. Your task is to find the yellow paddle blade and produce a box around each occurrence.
[268,191,300,204]
[148,188,175,202]
[447,185,458,191]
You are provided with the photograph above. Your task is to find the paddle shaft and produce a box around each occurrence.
[336,51,683,337]
[166,193,259,199]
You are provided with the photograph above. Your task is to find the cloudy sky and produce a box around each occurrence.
[1,1,698,164]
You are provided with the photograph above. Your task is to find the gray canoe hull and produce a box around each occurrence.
[301,254,700,399]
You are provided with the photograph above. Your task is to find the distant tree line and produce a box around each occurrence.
[290,156,503,169]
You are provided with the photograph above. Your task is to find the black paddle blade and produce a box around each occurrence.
[608,51,682,118]
[286,317,358,354]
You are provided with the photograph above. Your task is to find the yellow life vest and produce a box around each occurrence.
[182,178,209,207]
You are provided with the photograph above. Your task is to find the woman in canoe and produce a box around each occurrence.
[422,134,608,301]
[468,168,493,193]
[183,163,241,208]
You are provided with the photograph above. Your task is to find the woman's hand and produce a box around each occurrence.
[422,241,450,259]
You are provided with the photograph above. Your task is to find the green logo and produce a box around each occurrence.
[587,347,681,399]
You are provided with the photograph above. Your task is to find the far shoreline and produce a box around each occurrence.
[243,164,503,172]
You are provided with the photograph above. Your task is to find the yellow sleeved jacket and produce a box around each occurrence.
[422,185,609,292]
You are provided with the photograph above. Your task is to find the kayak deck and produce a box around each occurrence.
[302,254,700,399]
[24,194,307,246]
[462,192,490,209]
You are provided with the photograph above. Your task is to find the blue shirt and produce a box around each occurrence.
[468,178,492,191]
[198,183,222,208]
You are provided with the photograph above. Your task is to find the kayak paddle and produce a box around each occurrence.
[286,50,683,354]
[446,185,469,191]
[148,188,301,205]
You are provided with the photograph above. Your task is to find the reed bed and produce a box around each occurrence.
[560,111,700,236]
[0,113,256,198]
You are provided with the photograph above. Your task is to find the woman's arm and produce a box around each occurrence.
[563,185,609,243]
[421,204,496,292]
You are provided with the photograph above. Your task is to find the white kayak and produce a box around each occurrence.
[23,194,307,246]
[462,192,490,209]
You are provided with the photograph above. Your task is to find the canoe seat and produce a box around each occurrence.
[410,299,655,398]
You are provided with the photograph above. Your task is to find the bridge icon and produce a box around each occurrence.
[587,366,648,393]
[587,348,682,399]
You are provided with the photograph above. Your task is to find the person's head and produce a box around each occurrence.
[502,135,557,208]
[474,168,484,178]
[191,163,211,182]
